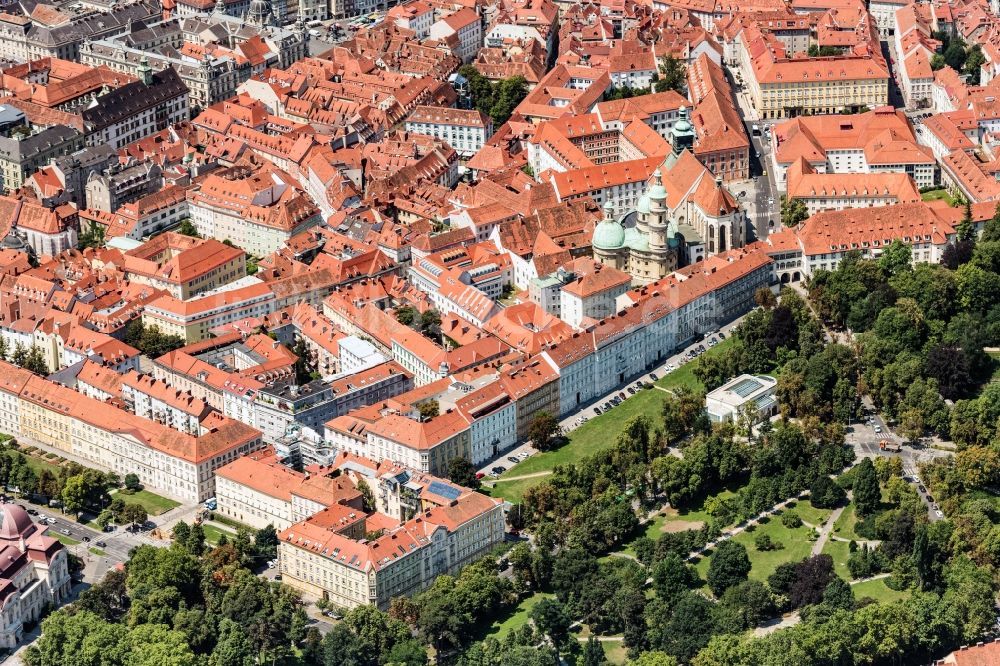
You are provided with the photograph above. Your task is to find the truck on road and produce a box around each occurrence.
[879,439,901,452]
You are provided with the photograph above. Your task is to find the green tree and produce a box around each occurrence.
[877,240,911,276]
[60,474,88,517]
[527,411,560,451]
[36,468,60,500]
[210,618,256,666]
[11,342,27,367]
[356,478,375,512]
[853,458,880,517]
[186,522,206,555]
[707,540,751,597]
[255,524,279,559]
[23,610,126,666]
[715,579,776,632]
[123,473,141,492]
[171,521,191,546]
[490,76,529,125]
[982,201,1000,241]
[419,309,442,338]
[123,503,148,529]
[652,552,698,603]
[944,38,968,71]
[781,196,810,227]
[809,475,846,508]
[447,456,480,489]
[655,55,686,94]
[418,400,440,419]
[395,305,418,327]
[77,219,107,250]
[957,263,1000,313]
[821,576,854,611]
[530,598,572,655]
[647,592,717,661]
[176,219,200,238]
[631,652,679,666]
[966,44,986,84]
[581,636,608,666]
[754,287,777,309]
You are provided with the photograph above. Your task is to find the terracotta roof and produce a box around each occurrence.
[795,202,954,255]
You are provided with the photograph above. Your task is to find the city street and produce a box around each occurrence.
[5,493,180,579]
[724,65,779,240]
[845,401,950,522]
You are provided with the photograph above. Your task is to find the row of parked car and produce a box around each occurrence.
[483,451,531,478]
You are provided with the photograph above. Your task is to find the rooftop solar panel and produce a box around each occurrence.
[427,480,462,501]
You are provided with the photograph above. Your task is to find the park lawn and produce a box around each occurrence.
[822,539,852,580]
[622,513,668,553]
[491,389,668,501]
[695,515,817,585]
[114,489,180,516]
[786,499,833,528]
[989,352,1000,383]
[832,503,860,541]
[202,523,233,546]
[485,475,549,504]
[599,638,628,665]
[482,592,553,640]
[920,188,958,206]
[23,454,62,478]
[47,530,79,546]
[656,337,737,393]
[851,578,910,603]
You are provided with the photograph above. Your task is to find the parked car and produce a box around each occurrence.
[627,387,636,395]
[507,456,520,464]
[719,332,726,339]
[649,373,658,381]
[475,472,485,479]
[926,495,935,503]
[26,508,37,516]
[491,466,506,475]
[594,407,602,415]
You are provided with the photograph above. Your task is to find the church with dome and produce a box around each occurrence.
[0,504,71,648]
[592,107,747,285]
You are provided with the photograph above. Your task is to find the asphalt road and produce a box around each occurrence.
[846,402,949,522]
[747,126,778,240]
[5,496,164,578]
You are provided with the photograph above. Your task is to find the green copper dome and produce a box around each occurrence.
[593,201,625,249]
[636,194,651,215]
